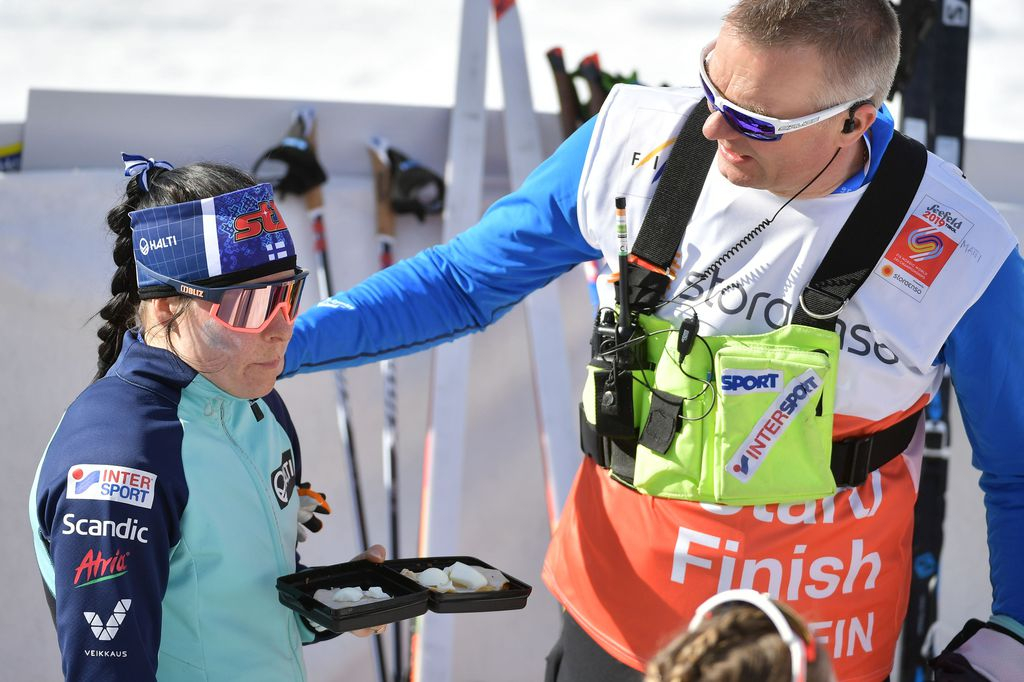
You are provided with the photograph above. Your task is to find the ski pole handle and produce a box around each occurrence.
[546,47,584,139]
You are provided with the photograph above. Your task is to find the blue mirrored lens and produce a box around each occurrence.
[721,107,780,140]
[700,75,781,141]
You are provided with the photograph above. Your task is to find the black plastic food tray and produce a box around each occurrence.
[276,559,428,633]
[383,556,532,614]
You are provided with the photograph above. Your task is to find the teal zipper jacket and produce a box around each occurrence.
[30,332,325,681]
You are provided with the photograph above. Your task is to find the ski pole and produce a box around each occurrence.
[544,46,602,310]
[257,109,389,682]
[578,53,608,117]
[367,135,403,682]
[545,47,584,138]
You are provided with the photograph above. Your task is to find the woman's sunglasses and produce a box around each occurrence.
[136,262,308,333]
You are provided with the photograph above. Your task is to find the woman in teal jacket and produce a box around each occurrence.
[30,155,384,681]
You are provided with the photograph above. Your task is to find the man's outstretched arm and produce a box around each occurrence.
[283,117,601,376]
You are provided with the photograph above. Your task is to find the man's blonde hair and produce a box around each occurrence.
[724,0,900,108]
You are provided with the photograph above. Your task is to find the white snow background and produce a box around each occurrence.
[2,1,1022,681]
[1,0,1022,141]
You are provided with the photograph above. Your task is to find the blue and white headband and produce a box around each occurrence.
[129,182,297,296]
[122,153,174,193]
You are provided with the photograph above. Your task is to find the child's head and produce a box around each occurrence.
[96,155,306,398]
[645,589,834,682]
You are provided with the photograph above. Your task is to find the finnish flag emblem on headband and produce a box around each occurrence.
[129,183,295,289]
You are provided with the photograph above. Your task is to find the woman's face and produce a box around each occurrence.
[166,273,295,399]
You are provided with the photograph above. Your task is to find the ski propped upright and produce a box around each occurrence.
[410,1,489,681]
[493,0,579,531]
[413,2,580,680]
[367,136,404,682]
[254,109,388,682]
[893,1,968,680]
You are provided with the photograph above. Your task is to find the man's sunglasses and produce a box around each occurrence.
[699,41,865,142]
[136,262,308,333]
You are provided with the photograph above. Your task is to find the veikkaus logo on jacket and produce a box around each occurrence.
[271,449,296,509]
[84,599,131,642]
[67,464,157,509]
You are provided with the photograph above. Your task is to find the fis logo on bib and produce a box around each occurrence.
[67,464,157,509]
[720,369,782,394]
[726,369,822,483]
[619,107,689,198]
[630,138,674,184]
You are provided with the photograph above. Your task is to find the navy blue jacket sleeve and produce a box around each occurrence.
[33,379,189,680]
[282,117,601,376]
[944,248,1024,624]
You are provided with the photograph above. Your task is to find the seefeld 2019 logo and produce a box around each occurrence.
[67,464,157,509]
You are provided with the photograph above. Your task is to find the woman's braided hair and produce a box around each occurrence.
[645,602,831,682]
[94,162,256,382]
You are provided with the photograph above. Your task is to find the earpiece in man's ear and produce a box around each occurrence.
[842,115,856,134]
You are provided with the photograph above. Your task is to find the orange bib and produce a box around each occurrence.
[543,455,917,682]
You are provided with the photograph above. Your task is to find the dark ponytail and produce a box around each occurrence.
[93,163,256,381]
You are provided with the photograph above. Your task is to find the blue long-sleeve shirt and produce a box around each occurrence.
[283,113,1024,626]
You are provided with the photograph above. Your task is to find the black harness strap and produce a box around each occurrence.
[831,408,922,488]
[604,105,715,483]
[792,130,929,486]
[586,104,931,489]
[792,131,929,328]
[623,105,716,311]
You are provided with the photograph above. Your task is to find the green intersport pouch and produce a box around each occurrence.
[581,314,840,505]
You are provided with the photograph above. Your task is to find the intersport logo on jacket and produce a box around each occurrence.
[66,464,157,509]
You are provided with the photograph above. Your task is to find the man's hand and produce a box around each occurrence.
[349,544,388,638]
[931,618,1024,681]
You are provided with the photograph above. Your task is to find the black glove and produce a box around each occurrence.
[296,482,331,542]
[386,146,444,221]
[252,137,327,198]
[930,618,1024,681]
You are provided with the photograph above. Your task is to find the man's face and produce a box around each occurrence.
[701,28,850,197]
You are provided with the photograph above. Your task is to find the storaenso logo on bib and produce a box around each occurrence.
[726,369,823,483]
[271,449,296,509]
[720,369,782,394]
